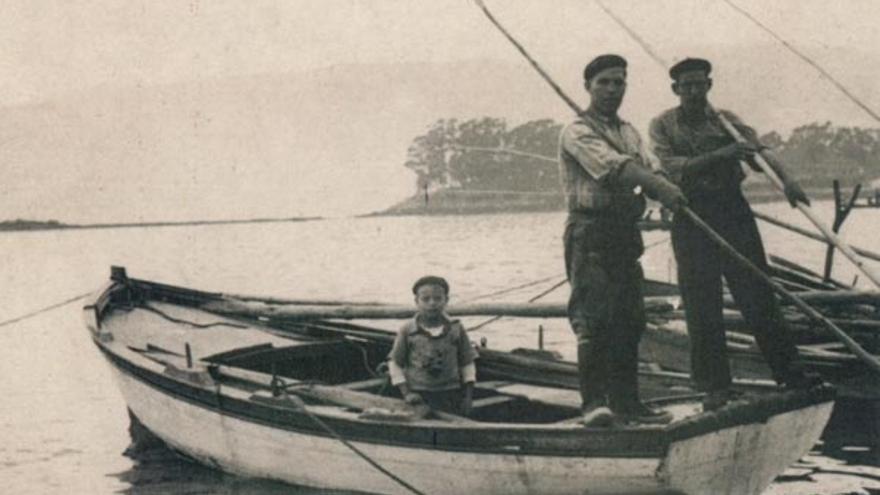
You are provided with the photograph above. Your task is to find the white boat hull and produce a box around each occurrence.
[113,369,665,494]
[109,361,832,495]
[663,401,833,494]
[84,274,835,495]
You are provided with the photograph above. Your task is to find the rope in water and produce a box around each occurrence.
[0,292,92,328]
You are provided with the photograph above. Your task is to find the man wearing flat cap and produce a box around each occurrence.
[649,57,820,411]
[560,54,686,426]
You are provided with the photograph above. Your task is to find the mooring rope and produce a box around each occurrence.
[279,389,428,495]
[0,292,92,328]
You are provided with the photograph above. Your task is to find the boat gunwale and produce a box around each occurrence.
[84,271,837,456]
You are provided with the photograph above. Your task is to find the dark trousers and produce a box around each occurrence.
[671,195,800,392]
[564,214,645,410]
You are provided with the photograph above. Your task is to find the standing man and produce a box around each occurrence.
[649,58,821,411]
[560,54,686,426]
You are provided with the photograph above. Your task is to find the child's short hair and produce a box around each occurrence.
[412,275,450,295]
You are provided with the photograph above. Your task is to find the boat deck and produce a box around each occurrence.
[101,302,706,426]
[104,301,297,358]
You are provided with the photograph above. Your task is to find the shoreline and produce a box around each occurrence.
[367,187,846,218]
[0,216,321,234]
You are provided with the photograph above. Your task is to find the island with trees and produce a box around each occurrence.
[380,118,880,215]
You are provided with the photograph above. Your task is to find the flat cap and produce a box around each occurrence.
[412,275,450,295]
[583,54,627,81]
[669,58,712,80]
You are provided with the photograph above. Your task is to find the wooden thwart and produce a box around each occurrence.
[214,364,474,423]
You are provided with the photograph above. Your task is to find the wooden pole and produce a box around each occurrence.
[470,0,880,372]
[203,298,676,321]
[753,211,880,263]
[712,109,880,289]
[205,289,880,322]
[822,180,843,282]
[681,206,880,374]
[822,181,862,282]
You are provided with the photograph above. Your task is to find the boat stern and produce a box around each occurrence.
[659,385,835,495]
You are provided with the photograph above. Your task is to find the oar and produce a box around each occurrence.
[471,0,880,374]
[711,111,880,289]
[680,207,880,374]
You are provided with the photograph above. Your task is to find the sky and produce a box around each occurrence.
[2,0,880,221]
[1,0,878,104]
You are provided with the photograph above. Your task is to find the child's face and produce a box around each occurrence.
[414,284,448,318]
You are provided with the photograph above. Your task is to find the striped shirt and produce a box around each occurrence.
[558,110,653,213]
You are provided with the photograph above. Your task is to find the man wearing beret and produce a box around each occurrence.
[649,58,821,411]
[560,54,686,426]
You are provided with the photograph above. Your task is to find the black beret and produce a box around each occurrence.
[583,54,627,81]
[669,58,712,80]
[412,275,450,295]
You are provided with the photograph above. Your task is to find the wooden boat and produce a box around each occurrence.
[83,267,834,495]
[640,316,880,449]
[636,253,880,450]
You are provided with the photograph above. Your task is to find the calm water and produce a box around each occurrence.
[0,201,878,494]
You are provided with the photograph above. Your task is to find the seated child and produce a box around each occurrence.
[388,275,478,416]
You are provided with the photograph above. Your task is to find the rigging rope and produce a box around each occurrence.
[598,0,880,125]
[467,277,567,332]
[720,0,880,125]
[450,144,558,163]
[593,0,668,68]
[463,274,562,303]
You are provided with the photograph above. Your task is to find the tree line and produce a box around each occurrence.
[404,118,880,193]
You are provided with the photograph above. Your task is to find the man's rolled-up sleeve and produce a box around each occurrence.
[648,117,689,184]
[561,123,634,181]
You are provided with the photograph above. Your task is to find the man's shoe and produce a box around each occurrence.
[702,389,731,412]
[613,402,673,425]
[580,405,615,427]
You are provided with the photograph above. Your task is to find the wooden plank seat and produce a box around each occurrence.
[479,383,582,409]
[339,376,389,391]
[470,395,518,410]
